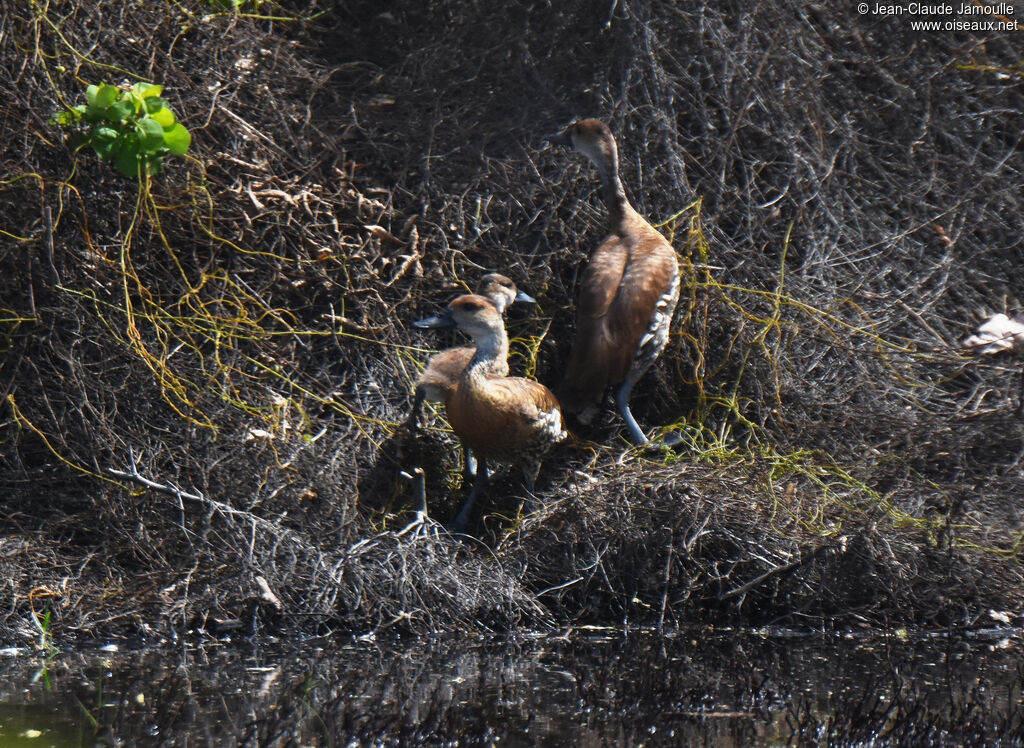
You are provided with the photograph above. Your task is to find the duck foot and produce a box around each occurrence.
[644,430,685,452]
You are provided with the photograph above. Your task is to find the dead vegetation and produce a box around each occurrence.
[1,0,1023,640]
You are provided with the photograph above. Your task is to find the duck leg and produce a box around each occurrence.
[519,461,542,518]
[461,442,477,484]
[396,468,428,537]
[405,386,426,431]
[1018,363,1024,416]
[616,378,649,445]
[451,456,488,532]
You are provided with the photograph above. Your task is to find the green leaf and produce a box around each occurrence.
[151,105,176,129]
[82,106,105,124]
[104,100,133,123]
[90,126,119,160]
[138,83,163,99]
[144,96,166,115]
[52,106,84,127]
[86,85,118,122]
[115,135,141,176]
[93,126,118,144]
[91,84,119,110]
[92,136,117,161]
[163,123,191,155]
[137,117,166,152]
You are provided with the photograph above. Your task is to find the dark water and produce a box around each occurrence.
[0,628,1022,746]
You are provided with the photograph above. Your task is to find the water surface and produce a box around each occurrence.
[0,628,1021,745]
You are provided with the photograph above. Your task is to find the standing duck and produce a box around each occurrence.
[415,295,566,531]
[548,119,680,445]
[407,273,535,432]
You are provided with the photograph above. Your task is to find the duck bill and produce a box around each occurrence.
[413,311,457,330]
[515,290,536,304]
[545,130,573,148]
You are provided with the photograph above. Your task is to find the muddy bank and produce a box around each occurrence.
[1,0,1023,641]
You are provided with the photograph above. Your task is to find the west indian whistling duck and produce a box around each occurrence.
[407,273,535,431]
[415,294,566,531]
[963,312,1024,412]
[547,119,680,445]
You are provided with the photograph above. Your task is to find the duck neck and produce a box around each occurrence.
[594,150,629,226]
[466,324,509,381]
[488,293,511,315]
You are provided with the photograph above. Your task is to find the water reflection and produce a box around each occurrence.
[0,629,1020,745]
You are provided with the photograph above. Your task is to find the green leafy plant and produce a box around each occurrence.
[53,82,192,177]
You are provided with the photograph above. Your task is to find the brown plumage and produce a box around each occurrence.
[407,273,533,431]
[415,295,566,531]
[548,119,680,445]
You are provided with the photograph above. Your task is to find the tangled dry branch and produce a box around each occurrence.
[1,0,1023,639]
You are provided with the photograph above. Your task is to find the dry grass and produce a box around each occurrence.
[1,0,1023,640]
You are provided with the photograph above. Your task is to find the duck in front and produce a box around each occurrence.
[415,294,566,531]
[548,119,680,445]
[407,273,534,432]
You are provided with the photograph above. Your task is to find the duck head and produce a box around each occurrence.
[547,119,618,173]
[414,294,504,341]
[477,272,535,313]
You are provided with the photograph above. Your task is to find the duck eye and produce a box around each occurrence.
[463,303,481,312]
